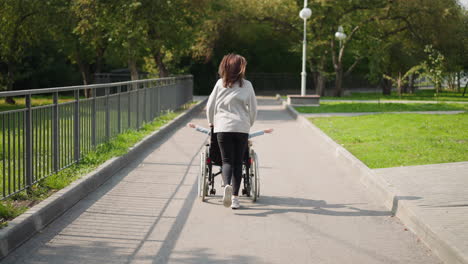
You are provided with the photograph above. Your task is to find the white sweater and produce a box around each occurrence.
[206,79,257,134]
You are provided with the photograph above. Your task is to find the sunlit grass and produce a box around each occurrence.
[310,113,468,168]
[295,102,468,113]
[0,96,75,112]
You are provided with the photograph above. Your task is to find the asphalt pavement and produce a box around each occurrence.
[2,98,442,264]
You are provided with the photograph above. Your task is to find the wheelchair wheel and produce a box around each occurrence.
[199,146,209,201]
[198,149,204,197]
[253,151,260,198]
[249,149,259,202]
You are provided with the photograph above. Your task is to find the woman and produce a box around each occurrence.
[206,53,258,209]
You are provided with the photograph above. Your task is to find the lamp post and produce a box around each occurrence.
[299,1,312,96]
[335,26,347,48]
[334,26,347,97]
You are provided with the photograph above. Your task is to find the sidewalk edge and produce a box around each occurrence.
[0,99,207,259]
[283,100,466,264]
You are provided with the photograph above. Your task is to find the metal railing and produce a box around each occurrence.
[0,75,193,199]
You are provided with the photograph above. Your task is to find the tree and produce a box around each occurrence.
[0,0,44,103]
[421,45,446,95]
[129,0,209,77]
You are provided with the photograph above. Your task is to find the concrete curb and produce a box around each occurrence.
[283,100,466,264]
[0,99,207,259]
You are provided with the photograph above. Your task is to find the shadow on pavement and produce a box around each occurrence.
[234,196,394,217]
[391,196,422,214]
[2,129,206,264]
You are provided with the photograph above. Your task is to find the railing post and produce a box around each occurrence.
[190,76,194,102]
[25,94,33,190]
[74,90,80,162]
[105,87,110,140]
[157,85,161,116]
[143,82,147,123]
[117,85,121,133]
[91,89,96,146]
[128,84,131,129]
[136,84,140,128]
[52,92,59,171]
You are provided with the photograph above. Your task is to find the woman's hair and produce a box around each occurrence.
[218,53,247,88]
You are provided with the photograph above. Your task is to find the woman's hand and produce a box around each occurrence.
[188,123,196,128]
[264,128,273,133]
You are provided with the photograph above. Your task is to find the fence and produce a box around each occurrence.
[94,72,150,84]
[0,75,193,199]
[246,72,375,95]
[246,73,314,92]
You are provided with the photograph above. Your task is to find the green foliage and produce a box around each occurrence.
[421,45,446,93]
[0,0,466,96]
[311,113,468,168]
[321,89,468,102]
[0,201,28,227]
[382,65,424,95]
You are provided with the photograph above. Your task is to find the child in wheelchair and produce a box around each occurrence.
[188,123,273,138]
[189,123,272,207]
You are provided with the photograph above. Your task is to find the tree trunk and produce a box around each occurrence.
[78,60,93,98]
[5,61,16,104]
[95,49,105,76]
[128,58,139,81]
[462,81,467,97]
[312,71,318,94]
[333,68,343,97]
[402,83,409,94]
[408,74,416,94]
[397,72,402,96]
[316,56,326,96]
[316,74,325,96]
[309,57,326,96]
[154,51,169,77]
[381,78,392,95]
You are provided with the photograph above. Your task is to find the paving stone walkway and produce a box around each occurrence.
[374,162,468,264]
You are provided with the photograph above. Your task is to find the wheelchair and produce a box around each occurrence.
[198,127,260,202]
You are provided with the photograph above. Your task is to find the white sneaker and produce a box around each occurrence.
[231,196,240,209]
[223,185,233,207]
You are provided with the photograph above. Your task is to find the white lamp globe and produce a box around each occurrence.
[335,32,347,41]
[299,8,312,20]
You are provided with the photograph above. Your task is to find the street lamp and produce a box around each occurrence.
[299,1,312,96]
[335,26,347,48]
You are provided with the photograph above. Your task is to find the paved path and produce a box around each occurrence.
[302,111,465,118]
[374,162,468,263]
[321,99,468,104]
[2,98,441,264]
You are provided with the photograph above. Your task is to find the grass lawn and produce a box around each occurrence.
[310,113,468,169]
[0,96,75,112]
[0,103,195,228]
[321,89,468,102]
[295,102,468,113]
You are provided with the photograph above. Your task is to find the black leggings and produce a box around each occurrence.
[217,132,249,196]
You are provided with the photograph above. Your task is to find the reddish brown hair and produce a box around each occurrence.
[218,53,247,88]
